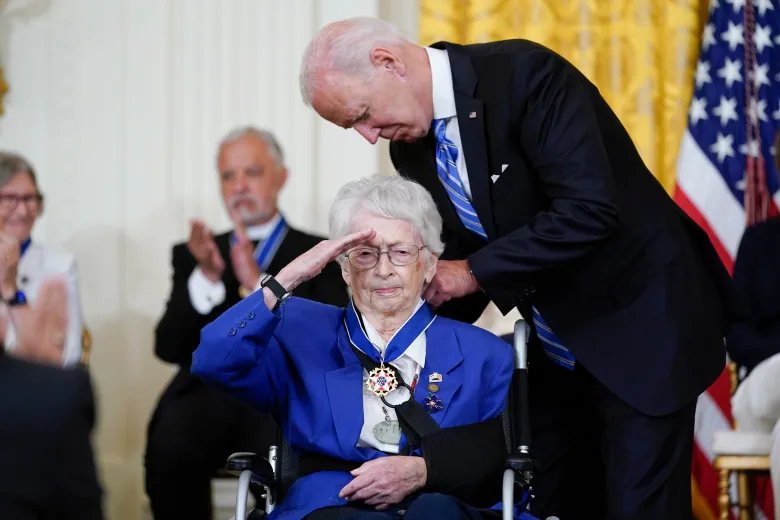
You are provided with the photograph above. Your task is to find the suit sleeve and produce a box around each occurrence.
[727,225,780,371]
[468,56,620,310]
[154,244,234,365]
[54,368,103,520]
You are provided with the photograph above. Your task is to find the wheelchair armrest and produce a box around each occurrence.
[226,451,275,486]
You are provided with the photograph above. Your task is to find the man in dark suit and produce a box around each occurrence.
[0,270,103,519]
[145,126,348,520]
[301,18,737,518]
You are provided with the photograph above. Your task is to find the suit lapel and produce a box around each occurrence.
[323,323,366,455]
[439,42,497,240]
[417,320,464,426]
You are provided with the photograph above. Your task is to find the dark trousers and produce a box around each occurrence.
[144,380,277,520]
[305,493,496,519]
[527,344,695,520]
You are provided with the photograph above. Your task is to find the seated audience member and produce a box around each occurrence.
[146,126,347,519]
[728,131,780,518]
[0,247,103,519]
[0,151,85,366]
[193,176,513,519]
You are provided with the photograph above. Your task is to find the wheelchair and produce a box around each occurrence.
[225,319,535,520]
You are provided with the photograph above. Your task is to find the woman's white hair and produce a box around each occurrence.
[329,175,444,261]
[300,17,407,106]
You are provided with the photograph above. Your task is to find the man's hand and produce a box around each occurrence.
[228,211,262,292]
[422,259,480,307]
[339,456,427,510]
[187,219,225,282]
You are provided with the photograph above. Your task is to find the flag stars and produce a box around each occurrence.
[754,25,773,53]
[747,98,768,124]
[717,57,743,87]
[751,63,771,88]
[755,0,774,16]
[725,0,745,12]
[695,61,712,88]
[739,140,761,158]
[721,21,744,51]
[713,96,738,126]
[710,133,735,162]
[773,101,780,121]
[702,24,716,50]
[689,98,708,125]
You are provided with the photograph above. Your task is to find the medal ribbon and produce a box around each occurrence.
[344,299,436,364]
[231,216,288,272]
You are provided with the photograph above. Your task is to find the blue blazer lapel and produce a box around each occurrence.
[323,326,365,456]
[417,320,464,426]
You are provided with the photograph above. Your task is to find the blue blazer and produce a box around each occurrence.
[192,296,513,519]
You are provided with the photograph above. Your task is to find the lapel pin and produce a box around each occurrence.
[424,393,444,412]
[428,383,440,393]
[469,111,477,119]
[429,372,443,383]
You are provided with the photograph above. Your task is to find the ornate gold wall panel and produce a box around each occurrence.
[420,0,708,193]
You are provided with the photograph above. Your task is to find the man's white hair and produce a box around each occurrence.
[329,175,444,265]
[216,126,285,168]
[300,17,408,106]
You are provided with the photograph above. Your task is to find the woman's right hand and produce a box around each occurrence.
[0,231,20,300]
[266,229,375,308]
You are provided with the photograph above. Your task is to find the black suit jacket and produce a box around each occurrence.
[391,40,738,416]
[727,217,780,372]
[154,226,348,398]
[0,356,103,520]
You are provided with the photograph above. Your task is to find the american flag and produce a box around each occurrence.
[675,0,779,518]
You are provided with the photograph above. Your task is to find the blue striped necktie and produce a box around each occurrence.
[432,119,487,239]
[432,119,574,370]
[532,307,575,370]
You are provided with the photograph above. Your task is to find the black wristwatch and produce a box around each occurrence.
[4,290,27,307]
[260,274,291,311]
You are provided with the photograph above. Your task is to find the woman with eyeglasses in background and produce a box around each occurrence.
[0,151,84,366]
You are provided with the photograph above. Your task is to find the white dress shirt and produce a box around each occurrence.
[188,213,283,314]
[357,299,427,453]
[425,46,473,199]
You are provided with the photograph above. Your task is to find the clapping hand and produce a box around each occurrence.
[187,219,225,283]
[228,209,262,292]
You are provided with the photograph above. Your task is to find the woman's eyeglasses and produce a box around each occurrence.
[344,244,427,270]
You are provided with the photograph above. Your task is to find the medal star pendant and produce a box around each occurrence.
[366,365,399,397]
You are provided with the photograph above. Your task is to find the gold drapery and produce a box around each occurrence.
[0,66,7,116]
[419,0,709,194]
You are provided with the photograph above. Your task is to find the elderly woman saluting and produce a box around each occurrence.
[193,176,512,520]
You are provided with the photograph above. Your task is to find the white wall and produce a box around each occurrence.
[0,1,418,518]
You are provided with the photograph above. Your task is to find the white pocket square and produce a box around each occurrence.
[491,164,509,183]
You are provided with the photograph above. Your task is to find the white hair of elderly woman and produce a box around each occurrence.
[329,175,444,262]
[299,17,407,106]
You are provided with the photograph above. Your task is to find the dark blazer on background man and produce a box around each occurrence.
[0,355,103,520]
[727,217,780,372]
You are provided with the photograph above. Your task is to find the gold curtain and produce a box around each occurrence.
[419,0,709,194]
[0,66,7,116]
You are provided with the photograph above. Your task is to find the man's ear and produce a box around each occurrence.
[369,47,405,76]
